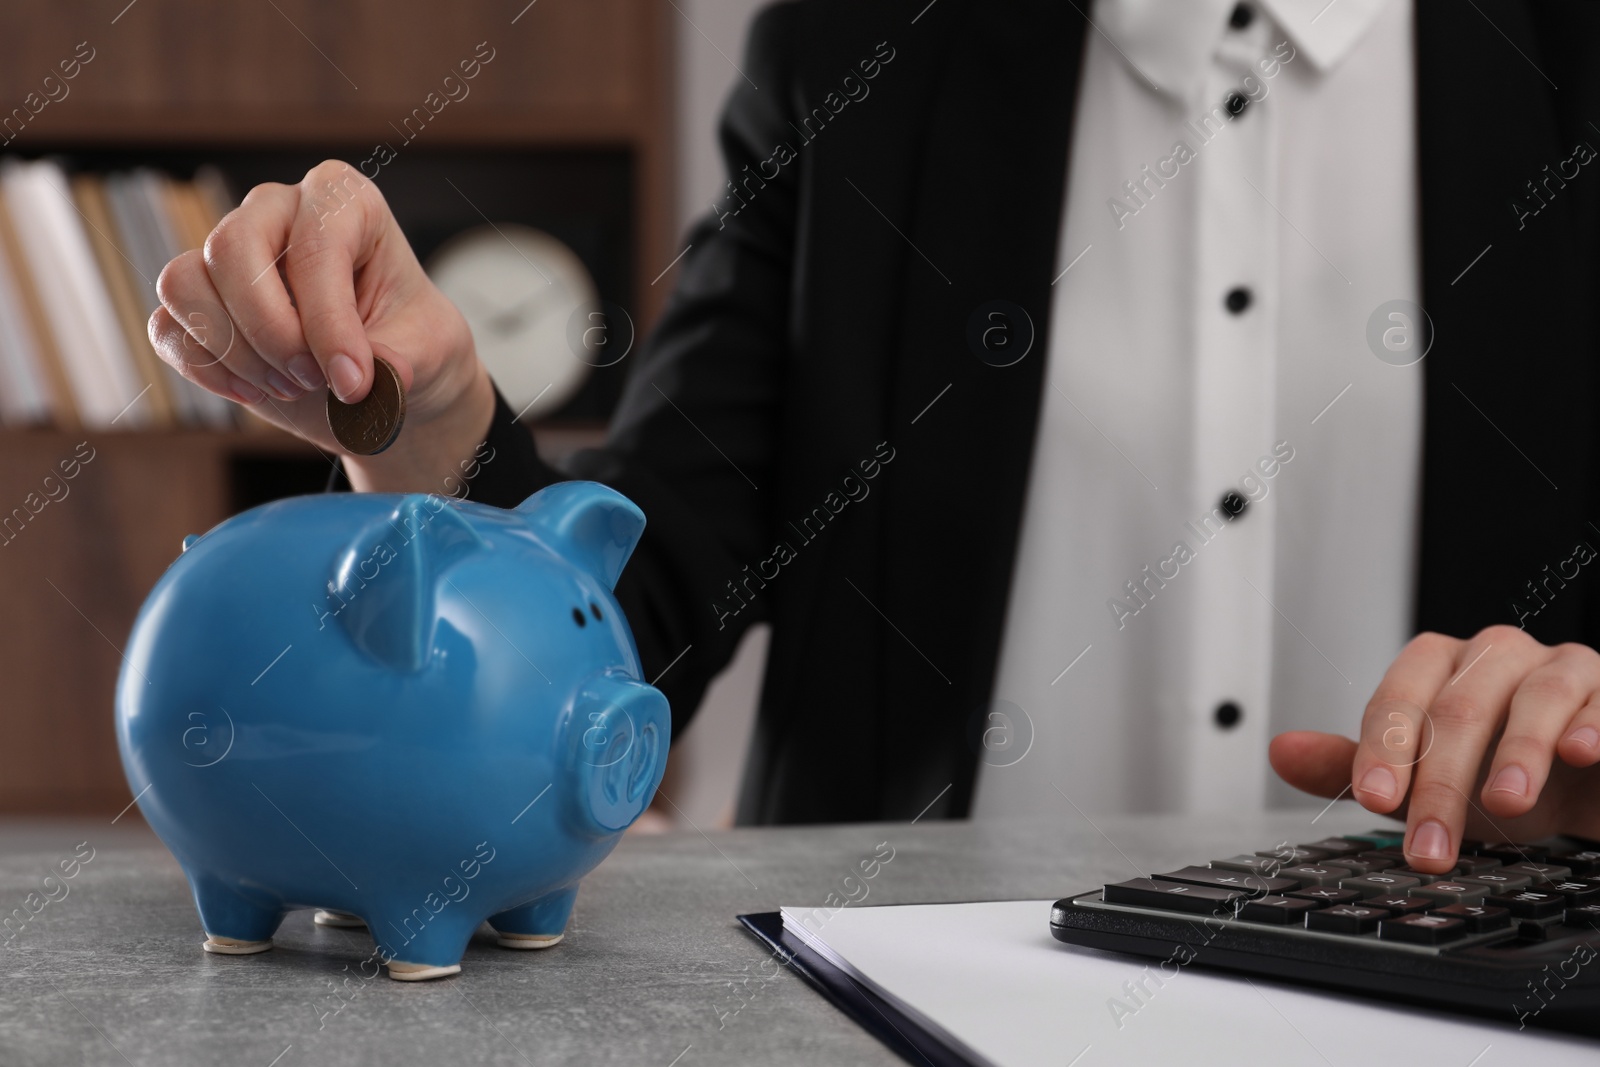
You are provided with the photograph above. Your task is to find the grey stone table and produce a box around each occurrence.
[0,807,1385,1066]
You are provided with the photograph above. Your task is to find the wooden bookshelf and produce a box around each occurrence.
[0,0,676,322]
[0,0,672,814]
[0,426,303,813]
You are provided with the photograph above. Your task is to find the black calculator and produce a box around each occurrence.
[1050,830,1600,1035]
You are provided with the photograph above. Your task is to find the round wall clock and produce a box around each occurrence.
[427,224,598,421]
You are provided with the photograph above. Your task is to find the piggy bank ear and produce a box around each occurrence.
[514,482,645,589]
[333,495,484,672]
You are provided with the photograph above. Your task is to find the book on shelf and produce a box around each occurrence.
[1,159,150,429]
[0,188,61,428]
[0,180,80,430]
[73,173,177,427]
[0,156,244,432]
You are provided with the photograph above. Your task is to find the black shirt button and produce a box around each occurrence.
[1220,490,1249,519]
[1215,702,1243,729]
[1225,91,1249,118]
[1224,287,1252,314]
[1229,3,1254,29]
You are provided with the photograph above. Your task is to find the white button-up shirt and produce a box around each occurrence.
[975,0,1424,818]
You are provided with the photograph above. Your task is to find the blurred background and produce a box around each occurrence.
[0,0,769,828]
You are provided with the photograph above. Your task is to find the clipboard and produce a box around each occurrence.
[738,911,977,1067]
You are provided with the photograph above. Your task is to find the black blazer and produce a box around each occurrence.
[445,0,1600,824]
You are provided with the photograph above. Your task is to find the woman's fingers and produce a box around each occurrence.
[153,251,297,403]
[149,304,267,405]
[1403,627,1553,871]
[1558,697,1600,767]
[146,158,483,465]
[1277,630,1600,853]
[1267,731,1359,799]
[1350,632,1460,815]
[1483,643,1600,818]
[201,181,322,390]
[284,162,388,402]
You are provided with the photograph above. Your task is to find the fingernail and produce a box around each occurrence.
[1489,764,1529,798]
[327,353,362,401]
[1411,820,1450,861]
[264,370,304,400]
[1569,726,1600,750]
[1358,765,1397,803]
[231,379,265,405]
[287,354,326,390]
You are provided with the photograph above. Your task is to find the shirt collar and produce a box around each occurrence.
[1094,0,1390,101]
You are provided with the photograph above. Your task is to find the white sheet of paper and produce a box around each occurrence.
[780,900,1596,1067]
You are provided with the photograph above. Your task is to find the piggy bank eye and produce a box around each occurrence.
[589,602,603,622]
[572,607,587,628]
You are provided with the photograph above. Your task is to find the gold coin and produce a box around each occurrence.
[326,355,405,455]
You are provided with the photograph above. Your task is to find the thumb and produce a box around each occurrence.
[1269,730,1358,800]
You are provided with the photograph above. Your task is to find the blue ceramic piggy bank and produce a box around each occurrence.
[116,482,669,980]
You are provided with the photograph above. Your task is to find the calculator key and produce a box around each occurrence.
[1322,857,1391,876]
[1351,852,1400,870]
[1433,902,1511,932]
[1306,905,1384,934]
[1484,889,1567,919]
[1541,880,1600,906]
[1277,865,1347,887]
[1288,887,1362,908]
[1410,881,1488,904]
[1157,867,1300,898]
[1458,871,1533,891]
[1342,830,1405,850]
[1238,895,1321,925]
[1211,854,1294,877]
[1366,895,1434,917]
[1103,878,1246,915]
[1255,847,1330,865]
[1500,862,1572,883]
[1350,851,1401,870]
[1516,915,1566,940]
[1548,850,1600,876]
[1298,838,1366,857]
[1340,873,1421,898]
[1478,843,1547,865]
[1452,855,1503,875]
[1564,904,1600,928]
[1380,912,1467,945]
[1385,867,1443,884]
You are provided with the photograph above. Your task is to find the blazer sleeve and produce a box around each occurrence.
[330,1,803,738]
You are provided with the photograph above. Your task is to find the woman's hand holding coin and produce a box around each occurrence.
[148,160,496,491]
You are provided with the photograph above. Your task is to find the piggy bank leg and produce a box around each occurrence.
[372,911,479,981]
[189,870,282,955]
[489,886,578,949]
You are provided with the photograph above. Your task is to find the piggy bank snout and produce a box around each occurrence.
[569,675,670,836]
